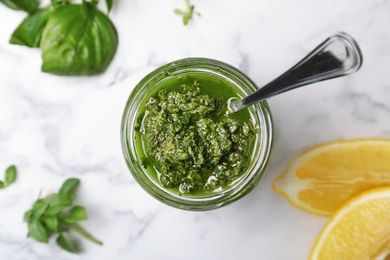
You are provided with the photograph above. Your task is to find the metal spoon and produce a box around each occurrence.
[230,32,363,112]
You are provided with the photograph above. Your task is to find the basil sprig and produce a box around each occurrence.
[1,0,118,76]
[24,178,103,253]
[0,165,17,189]
[174,0,199,26]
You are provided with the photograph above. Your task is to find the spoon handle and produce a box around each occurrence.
[231,32,363,112]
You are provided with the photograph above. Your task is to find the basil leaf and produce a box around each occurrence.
[59,178,80,200]
[183,14,191,26]
[0,180,4,189]
[40,3,118,75]
[10,9,51,48]
[174,9,184,15]
[0,0,39,13]
[28,220,48,243]
[5,165,17,185]
[64,206,88,223]
[44,194,72,216]
[105,0,112,13]
[14,0,39,13]
[56,234,78,253]
[0,0,19,10]
[44,216,59,232]
[32,199,48,218]
[46,193,73,206]
[24,210,33,223]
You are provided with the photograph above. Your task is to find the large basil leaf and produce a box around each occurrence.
[10,9,51,48]
[40,3,118,76]
[0,0,39,13]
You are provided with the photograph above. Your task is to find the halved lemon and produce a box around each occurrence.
[310,187,390,259]
[273,139,390,216]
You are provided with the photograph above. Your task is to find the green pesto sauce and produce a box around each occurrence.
[135,73,256,195]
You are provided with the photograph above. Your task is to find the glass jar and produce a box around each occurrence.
[121,58,273,210]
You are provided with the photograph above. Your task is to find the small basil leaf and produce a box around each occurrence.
[174,9,184,15]
[59,178,80,200]
[105,0,112,13]
[0,180,4,189]
[56,234,78,253]
[0,0,20,10]
[1,0,39,13]
[44,216,58,232]
[32,199,48,218]
[44,194,72,216]
[28,220,48,243]
[10,9,51,48]
[5,165,17,185]
[40,3,118,75]
[46,193,73,206]
[44,205,67,216]
[183,15,190,26]
[63,206,88,223]
[24,209,33,223]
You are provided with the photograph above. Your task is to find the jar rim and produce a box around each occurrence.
[121,58,273,210]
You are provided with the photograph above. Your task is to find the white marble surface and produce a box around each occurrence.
[1,0,390,259]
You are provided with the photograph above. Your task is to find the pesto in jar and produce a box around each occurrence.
[135,73,257,195]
